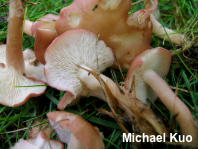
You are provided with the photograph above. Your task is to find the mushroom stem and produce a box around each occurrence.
[24,20,33,37]
[144,69,197,144]
[150,13,184,45]
[6,0,24,71]
[144,0,184,45]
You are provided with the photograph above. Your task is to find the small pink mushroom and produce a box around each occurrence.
[47,111,105,149]
[24,14,59,37]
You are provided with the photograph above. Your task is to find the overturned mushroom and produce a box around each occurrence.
[47,111,105,149]
[11,131,64,149]
[144,0,184,45]
[0,0,46,107]
[44,29,114,109]
[54,0,152,69]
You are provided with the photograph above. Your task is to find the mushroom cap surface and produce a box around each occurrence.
[34,23,58,64]
[124,47,171,103]
[55,0,152,69]
[44,29,114,98]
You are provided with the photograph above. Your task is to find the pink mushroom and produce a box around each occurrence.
[24,14,59,64]
[0,0,46,107]
[124,47,171,104]
[47,111,105,149]
[124,47,197,144]
[55,0,153,69]
[44,29,114,109]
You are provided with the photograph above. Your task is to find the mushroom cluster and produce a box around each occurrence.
[25,0,153,69]
[24,0,185,69]
[13,111,105,149]
[4,0,197,148]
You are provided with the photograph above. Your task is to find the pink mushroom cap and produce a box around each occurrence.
[47,111,105,149]
[55,0,153,69]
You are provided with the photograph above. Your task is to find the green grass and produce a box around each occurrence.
[0,0,197,148]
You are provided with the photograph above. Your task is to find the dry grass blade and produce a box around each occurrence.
[132,0,144,6]
[113,52,125,81]
[100,76,130,134]
[77,65,129,134]
[0,2,9,8]
[24,0,37,5]
[110,69,124,94]
[129,75,136,96]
